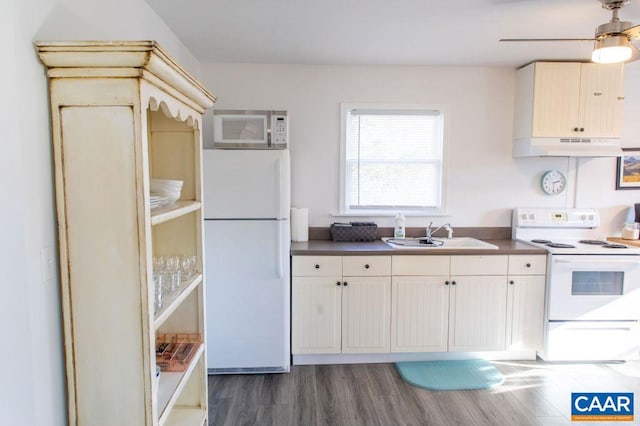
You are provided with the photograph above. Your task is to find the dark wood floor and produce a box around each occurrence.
[208,360,640,426]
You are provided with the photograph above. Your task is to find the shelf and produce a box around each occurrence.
[164,407,207,426]
[154,273,203,330]
[158,344,204,425]
[151,201,201,226]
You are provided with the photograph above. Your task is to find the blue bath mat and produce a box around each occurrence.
[395,359,504,391]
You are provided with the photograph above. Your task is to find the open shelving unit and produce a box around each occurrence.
[37,41,216,425]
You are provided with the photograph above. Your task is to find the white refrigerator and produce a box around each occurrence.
[203,149,291,374]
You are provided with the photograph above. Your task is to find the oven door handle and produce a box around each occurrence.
[554,258,640,267]
[553,258,640,266]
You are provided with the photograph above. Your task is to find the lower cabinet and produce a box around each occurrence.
[293,254,546,357]
[292,276,342,354]
[506,255,547,351]
[391,276,449,352]
[448,275,508,351]
[292,256,391,354]
[341,276,391,353]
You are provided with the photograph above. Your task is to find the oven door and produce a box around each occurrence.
[547,255,640,321]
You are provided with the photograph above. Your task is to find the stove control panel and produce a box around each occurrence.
[513,208,599,228]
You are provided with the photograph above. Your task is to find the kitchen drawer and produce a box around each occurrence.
[450,255,508,276]
[292,256,342,276]
[508,255,547,275]
[343,256,391,276]
[391,255,450,276]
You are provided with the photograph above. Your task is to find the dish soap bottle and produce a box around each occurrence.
[394,213,406,239]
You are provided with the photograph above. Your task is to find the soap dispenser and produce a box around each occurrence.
[394,213,406,239]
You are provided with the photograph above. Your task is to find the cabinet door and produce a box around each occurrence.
[507,275,546,351]
[448,276,507,352]
[391,276,449,352]
[292,276,342,354]
[532,62,581,137]
[341,277,391,353]
[578,63,623,138]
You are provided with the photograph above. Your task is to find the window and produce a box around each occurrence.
[340,104,445,214]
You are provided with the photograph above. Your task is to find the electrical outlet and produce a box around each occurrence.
[41,246,56,282]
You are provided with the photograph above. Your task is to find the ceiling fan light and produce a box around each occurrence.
[592,36,633,63]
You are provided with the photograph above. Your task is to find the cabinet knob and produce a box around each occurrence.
[343,281,348,287]
[593,92,602,96]
[526,263,531,268]
[573,127,579,132]
[365,264,370,269]
[315,264,320,269]
[509,280,515,285]
[336,281,341,286]
[579,127,585,132]
[451,281,456,286]
[445,280,450,285]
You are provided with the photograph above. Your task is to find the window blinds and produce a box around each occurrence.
[345,109,443,211]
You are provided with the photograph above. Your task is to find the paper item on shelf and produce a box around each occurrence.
[291,207,309,242]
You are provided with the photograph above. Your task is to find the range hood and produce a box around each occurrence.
[513,137,623,157]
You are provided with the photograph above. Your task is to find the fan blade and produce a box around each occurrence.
[630,41,640,63]
[499,38,595,42]
[622,24,640,39]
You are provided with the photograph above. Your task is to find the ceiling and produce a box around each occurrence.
[145,0,640,67]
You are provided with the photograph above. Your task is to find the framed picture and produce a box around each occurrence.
[616,148,640,190]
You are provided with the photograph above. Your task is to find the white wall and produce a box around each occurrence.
[201,62,640,236]
[1,0,202,424]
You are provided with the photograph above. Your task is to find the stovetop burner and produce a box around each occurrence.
[531,239,552,244]
[578,240,608,245]
[546,243,576,248]
[603,243,628,249]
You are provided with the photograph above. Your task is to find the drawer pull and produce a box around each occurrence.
[526,263,531,268]
[365,264,370,269]
[315,264,320,269]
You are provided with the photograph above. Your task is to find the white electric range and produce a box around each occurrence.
[513,207,640,361]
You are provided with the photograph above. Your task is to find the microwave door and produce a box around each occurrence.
[213,114,268,147]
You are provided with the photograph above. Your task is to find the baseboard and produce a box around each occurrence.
[293,351,537,365]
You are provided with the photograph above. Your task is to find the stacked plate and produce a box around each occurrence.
[150,195,169,209]
[150,178,183,208]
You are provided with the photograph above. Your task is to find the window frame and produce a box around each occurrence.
[338,103,449,216]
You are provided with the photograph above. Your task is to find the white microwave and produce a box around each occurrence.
[212,110,288,149]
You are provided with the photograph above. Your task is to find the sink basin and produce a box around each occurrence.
[382,237,498,250]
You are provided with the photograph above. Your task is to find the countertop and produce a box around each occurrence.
[291,239,546,256]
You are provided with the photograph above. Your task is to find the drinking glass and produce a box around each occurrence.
[153,274,164,313]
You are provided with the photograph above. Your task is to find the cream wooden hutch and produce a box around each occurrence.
[37,41,216,425]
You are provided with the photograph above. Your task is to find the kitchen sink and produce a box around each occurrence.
[382,237,499,250]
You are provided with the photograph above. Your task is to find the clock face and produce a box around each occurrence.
[541,170,566,195]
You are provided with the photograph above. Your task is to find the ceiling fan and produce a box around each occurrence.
[500,0,640,63]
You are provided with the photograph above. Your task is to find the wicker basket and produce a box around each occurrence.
[330,222,378,242]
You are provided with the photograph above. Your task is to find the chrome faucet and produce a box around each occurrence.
[426,221,453,240]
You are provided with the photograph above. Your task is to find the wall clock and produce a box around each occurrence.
[540,170,567,195]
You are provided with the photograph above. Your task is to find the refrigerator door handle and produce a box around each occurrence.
[276,220,283,278]
[276,150,290,220]
[276,156,282,219]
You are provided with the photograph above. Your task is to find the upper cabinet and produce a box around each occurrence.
[514,62,624,140]
[37,41,215,426]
